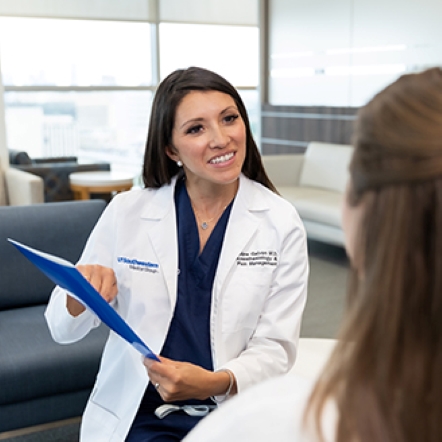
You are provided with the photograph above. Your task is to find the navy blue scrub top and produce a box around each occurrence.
[137,177,233,412]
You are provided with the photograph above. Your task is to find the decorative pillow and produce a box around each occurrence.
[8,149,32,165]
[299,142,353,193]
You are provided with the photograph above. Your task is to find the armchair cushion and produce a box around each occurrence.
[261,154,304,188]
[1,159,44,206]
[277,187,343,228]
[299,142,353,193]
[0,305,107,406]
[0,200,109,431]
[262,142,354,247]
[4,167,44,206]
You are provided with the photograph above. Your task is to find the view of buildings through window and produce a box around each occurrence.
[0,17,259,177]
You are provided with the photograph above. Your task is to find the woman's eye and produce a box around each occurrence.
[224,114,239,123]
[187,125,203,134]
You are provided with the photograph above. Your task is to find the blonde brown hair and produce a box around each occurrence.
[305,67,442,442]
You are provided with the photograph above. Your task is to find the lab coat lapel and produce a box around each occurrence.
[215,175,268,285]
[141,179,178,306]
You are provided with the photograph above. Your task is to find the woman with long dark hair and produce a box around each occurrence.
[45,67,309,441]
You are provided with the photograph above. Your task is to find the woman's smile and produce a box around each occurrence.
[209,151,236,166]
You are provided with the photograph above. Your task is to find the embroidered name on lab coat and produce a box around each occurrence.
[236,251,278,267]
[117,256,159,273]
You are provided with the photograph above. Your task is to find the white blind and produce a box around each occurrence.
[0,0,156,21]
[0,0,258,25]
[160,0,258,26]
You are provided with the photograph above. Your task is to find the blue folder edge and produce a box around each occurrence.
[8,238,159,361]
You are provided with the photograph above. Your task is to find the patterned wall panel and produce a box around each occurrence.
[261,104,359,155]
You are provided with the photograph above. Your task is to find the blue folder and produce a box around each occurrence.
[8,238,159,361]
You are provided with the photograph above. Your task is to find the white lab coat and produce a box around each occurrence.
[45,174,309,442]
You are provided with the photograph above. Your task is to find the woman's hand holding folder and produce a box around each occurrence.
[67,264,118,317]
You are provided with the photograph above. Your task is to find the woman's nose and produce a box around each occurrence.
[209,126,229,149]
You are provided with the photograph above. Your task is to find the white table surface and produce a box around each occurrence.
[69,171,135,187]
[290,337,337,379]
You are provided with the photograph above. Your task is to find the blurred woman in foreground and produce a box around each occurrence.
[184,67,442,442]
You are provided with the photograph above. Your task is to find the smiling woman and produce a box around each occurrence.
[168,91,246,197]
[165,89,247,251]
[45,66,310,442]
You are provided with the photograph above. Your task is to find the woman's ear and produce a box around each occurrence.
[165,145,178,162]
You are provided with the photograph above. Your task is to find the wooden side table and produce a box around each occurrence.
[69,171,135,200]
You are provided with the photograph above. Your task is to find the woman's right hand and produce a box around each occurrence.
[66,264,118,317]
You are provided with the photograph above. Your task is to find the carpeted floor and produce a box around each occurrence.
[0,419,81,442]
[0,239,349,442]
[301,239,349,339]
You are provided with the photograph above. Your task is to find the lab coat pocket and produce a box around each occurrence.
[81,397,120,442]
[220,269,272,333]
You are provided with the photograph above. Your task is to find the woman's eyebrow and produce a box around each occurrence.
[220,105,238,114]
[179,106,238,129]
[180,117,204,129]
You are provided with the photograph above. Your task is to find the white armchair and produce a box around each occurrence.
[262,142,354,247]
[0,161,44,206]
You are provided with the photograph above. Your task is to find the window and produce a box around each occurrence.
[0,17,153,175]
[159,23,259,86]
[1,14,261,173]
[4,90,152,168]
[159,22,260,141]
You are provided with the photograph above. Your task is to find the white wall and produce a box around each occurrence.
[269,0,442,107]
[0,57,7,168]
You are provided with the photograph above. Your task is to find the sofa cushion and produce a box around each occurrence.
[0,200,106,309]
[0,305,108,405]
[299,142,353,193]
[278,186,343,228]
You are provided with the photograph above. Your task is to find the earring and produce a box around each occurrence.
[177,160,183,167]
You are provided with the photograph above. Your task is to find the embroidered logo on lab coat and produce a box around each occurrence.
[117,256,159,273]
[236,250,278,267]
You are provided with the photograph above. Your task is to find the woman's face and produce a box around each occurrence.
[341,181,366,268]
[167,90,246,189]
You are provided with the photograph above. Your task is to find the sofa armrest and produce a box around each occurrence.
[262,154,304,187]
[5,167,44,205]
[33,156,78,164]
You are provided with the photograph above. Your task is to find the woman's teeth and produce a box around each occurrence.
[210,152,234,164]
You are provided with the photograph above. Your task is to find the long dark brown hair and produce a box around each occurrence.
[305,67,442,441]
[142,66,276,192]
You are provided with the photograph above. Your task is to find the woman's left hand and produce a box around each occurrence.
[143,356,235,402]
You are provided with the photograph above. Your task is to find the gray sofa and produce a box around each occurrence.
[0,200,109,433]
[262,142,354,247]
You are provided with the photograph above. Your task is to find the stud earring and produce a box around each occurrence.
[177,160,183,167]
